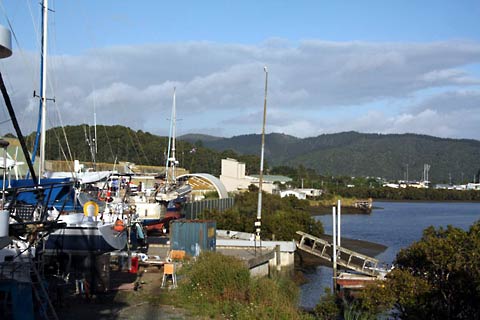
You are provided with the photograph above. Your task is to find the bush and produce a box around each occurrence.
[314,288,340,320]
[179,251,250,303]
[177,251,310,319]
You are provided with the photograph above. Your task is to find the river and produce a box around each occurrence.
[299,201,480,309]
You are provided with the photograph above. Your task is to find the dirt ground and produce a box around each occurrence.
[55,265,196,320]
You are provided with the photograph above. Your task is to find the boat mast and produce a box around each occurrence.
[39,0,48,179]
[164,87,177,186]
[31,0,49,181]
[171,88,177,183]
[93,104,97,170]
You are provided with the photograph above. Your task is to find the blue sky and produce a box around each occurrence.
[1,0,480,139]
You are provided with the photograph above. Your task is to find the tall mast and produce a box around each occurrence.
[31,0,49,180]
[164,87,177,186]
[39,0,48,178]
[255,66,268,244]
[171,88,177,182]
[93,104,97,170]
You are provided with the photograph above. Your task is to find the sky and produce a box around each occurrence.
[0,0,480,140]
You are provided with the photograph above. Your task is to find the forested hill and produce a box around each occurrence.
[23,125,261,176]
[179,131,480,183]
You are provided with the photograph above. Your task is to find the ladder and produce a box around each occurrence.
[31,262,59,320]
[296,231,382,277]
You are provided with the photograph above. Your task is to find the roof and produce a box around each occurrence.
[249,175,292,183]
[177,173,229,199]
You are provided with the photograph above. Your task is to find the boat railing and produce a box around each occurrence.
[6,180,75,223]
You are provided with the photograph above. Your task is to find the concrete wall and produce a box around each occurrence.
[221,158,245,179]
[216,238,296,276]
[220,158,252,192]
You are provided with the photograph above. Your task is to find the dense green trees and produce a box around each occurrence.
[201,190,324,240]
[33,125,262,175]
[36,125,480,202]
[355,221,480,319]
[189,131,480,183]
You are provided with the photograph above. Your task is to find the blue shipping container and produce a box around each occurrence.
[170,220,216,257]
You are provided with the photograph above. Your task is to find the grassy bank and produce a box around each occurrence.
[173,251,313,319]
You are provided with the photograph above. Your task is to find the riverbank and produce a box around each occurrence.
[373,198,480,203]
[308,205,371,215]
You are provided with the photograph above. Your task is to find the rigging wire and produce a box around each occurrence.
[40,0,76,169]
[0,1,40,135]
[47,114,74,174]
[0,0,39,90]
[47,0,59,102]
[126,129,142,165]
[133,130,150,164]
[51,100,74,163]
[101,125,116,163]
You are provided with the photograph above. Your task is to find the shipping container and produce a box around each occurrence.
[170,220,216,257]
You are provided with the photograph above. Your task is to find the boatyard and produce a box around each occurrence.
[2,1,480,319]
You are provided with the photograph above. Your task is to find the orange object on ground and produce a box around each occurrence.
[162,263,177,288]
[170,250,186,260]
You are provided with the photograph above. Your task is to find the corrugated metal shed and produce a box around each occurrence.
[170,220,216,257]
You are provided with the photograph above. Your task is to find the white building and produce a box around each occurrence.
[467,183,480,190]
[219,158,252,192]
[279,189,307,200]
[296,188,322,197]
[219,158,291,194]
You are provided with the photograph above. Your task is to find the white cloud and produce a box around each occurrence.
[1,39,480,139]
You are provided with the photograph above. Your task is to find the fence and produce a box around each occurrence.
[182,197,235,220]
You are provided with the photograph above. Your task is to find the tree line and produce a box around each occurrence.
[25,124,263,176]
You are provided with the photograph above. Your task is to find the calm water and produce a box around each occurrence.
[299,201,480,309]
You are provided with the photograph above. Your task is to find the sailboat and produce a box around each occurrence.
[141,88,192,233]
[3,0,126,257]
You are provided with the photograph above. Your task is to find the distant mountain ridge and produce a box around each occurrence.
[180,131,480,183]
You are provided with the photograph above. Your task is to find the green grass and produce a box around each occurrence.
[173,251,313,320]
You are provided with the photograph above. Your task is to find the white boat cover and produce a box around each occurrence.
[44,171,112,184]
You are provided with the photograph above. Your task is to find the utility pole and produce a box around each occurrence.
[255,66,268,252]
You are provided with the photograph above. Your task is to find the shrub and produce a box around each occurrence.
[179,251,250,303]
[177,251,310,319]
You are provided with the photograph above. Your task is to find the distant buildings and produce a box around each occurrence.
[383,179,480,191]
[219,158,292,194]
[434,183,480,191]
[383,180,430,189]
[279,189,307,200]
[219,158,323,200]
